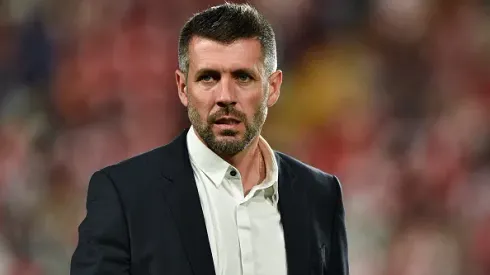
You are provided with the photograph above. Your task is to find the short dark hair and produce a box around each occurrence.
[178,3,277,76]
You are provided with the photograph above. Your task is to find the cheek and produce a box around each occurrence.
[190,92,218,115]
[244,95,266,117]
[189,97,214,120]
[253,90,268,107]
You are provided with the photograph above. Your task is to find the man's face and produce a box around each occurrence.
[176,37,282,156]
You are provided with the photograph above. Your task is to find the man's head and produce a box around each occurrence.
[175,3,282,157]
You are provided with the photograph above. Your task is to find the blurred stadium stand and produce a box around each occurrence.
[0,0,489,274]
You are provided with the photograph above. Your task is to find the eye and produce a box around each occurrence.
[236,73,253,83]
[198,75,214,83]
[196,71,221,84]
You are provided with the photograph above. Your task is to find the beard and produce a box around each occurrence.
[187,96,268,157]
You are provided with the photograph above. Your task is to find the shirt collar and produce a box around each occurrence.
[257,134,279,204]
[187,126,230,187]
[186,126,279,204]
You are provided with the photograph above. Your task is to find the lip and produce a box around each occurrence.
[214,116,241,124]
[214,123,241,128]
[213,123,242,132]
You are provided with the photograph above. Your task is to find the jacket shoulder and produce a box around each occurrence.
[275,151,342,197]
[104,145,167,173]
[93,143,175,193]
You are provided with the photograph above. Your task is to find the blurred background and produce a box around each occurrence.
[0,0,489,274]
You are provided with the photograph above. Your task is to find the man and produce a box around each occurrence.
[70,3,348,275]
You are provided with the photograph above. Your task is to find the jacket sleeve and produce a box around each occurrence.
[325,176,349,275]
[70,170,131,275]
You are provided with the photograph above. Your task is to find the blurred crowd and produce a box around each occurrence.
[0,0,489,274]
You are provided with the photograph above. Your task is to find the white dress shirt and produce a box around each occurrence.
[186,127,287,275]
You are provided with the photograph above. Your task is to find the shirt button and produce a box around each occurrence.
[230,169,237,177]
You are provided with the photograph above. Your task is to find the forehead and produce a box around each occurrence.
[188,37,264,73]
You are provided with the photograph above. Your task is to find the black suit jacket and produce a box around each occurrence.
[70,129,349,275]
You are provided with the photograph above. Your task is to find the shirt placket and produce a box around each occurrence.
[226,168,256,275]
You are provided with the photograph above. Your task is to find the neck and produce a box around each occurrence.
[221,136,260,171]
[221,136,265,194]
[228,136,266,195]
[192,127,266,193]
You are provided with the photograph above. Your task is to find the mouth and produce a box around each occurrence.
[214,117,241,125]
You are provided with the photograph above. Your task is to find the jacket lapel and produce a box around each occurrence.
[159,129,216,275]
[276,152,311,275]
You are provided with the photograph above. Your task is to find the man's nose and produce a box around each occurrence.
[216,76,237,107]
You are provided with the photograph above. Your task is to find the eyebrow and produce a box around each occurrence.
[194,69,220,80]
[231,69,257,78]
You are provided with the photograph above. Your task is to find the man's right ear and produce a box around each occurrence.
[175,70,188,107]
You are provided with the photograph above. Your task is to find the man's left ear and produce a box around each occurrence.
[266,70,282,107]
